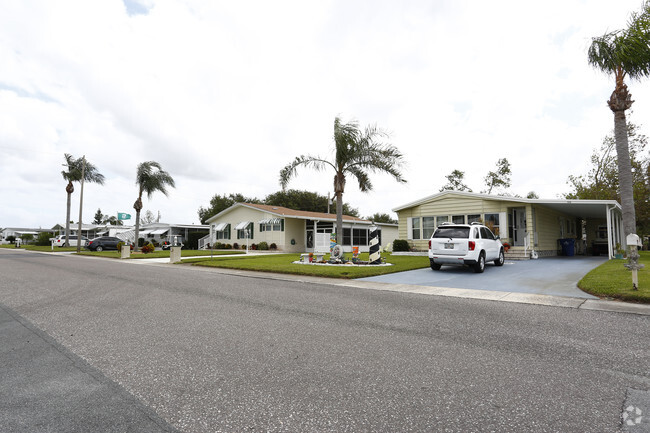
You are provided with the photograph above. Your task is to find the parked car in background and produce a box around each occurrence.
[52,235,89,247]
[428,222,504,273]
[86,236,122,252]
[161,237,184,250]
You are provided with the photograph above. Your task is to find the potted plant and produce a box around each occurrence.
[615,243,624,259]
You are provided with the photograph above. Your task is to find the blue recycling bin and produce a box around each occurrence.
[560,238,575,256]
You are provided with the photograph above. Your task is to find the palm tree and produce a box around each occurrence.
[280,116,406,244]
[588,3,650,237]
[133,161,175,251]
[61,154,105,247]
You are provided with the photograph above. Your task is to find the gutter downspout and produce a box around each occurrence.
[606,204,614,260]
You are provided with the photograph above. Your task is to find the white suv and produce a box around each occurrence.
[52,235,89,247]
[428,222,504,273]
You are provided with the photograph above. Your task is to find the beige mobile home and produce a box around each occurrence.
[204,203,398,253]
[393,191,624,259]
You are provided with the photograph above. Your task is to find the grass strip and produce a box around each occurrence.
[183,253,430,278]
[578,251,650,303]
[75,249,244,259]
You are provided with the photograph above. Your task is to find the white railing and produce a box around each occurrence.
[116,230,135,244]
[197,234,211,250]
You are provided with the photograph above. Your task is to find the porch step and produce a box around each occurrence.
[505,249,530,260]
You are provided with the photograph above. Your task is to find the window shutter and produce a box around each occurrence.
[281,219,284,231]
[249,223,254,239]
[407,218,413,240]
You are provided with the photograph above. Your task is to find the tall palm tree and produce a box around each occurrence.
[280,116,406,244]
[61,154,105,247]
[133,161,175,251]
[588,3,650,237]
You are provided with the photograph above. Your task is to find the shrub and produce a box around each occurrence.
[269,243,277,250]
[117,242,124,252]
[6,236,16,243]
[257,241,269,250]
[138,237,145,247]
[233,242,239,250]
[141,243,155,254]
[241,244,247,250]
[36,232,54,246]
[225,244,232,249]
[392,239,410,252]
[250,243,257,250]
[151,240,160,247]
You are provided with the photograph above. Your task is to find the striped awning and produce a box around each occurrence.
[235,221,251,230]
[258,218,282,224]
[214,223,228,231]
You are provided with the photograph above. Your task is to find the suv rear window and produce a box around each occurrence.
[432,227,470,239]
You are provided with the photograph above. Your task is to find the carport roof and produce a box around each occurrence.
[393,190,621,218]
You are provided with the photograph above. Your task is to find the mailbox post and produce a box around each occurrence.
[624,234,644,291]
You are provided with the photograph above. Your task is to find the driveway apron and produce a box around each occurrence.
[359,256,607,299]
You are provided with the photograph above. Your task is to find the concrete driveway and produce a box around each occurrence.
[359,256,608,299]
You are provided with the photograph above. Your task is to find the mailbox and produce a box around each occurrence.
[626,233,642,247]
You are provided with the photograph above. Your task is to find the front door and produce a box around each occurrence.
[512,208,526,246]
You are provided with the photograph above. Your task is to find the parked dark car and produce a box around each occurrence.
[87,236,122,252]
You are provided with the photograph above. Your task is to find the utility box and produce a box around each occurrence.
[120,246,131,259]
[170,246,182,263]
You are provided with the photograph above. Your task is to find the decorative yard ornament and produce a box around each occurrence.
[369,226,380,264]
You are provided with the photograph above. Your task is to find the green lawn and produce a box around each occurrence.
[183,253,430,278]
[75,249,244,259]
[579,251,650,303]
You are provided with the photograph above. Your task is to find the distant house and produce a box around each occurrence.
[204,203,398,253]
[392,191,624,259]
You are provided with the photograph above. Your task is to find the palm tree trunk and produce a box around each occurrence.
[335,190,343,245]
[613,110,637,236]
[65,181,74,247]
[608,79,636,236]
[134,195,143,252]
[65,192,71,247]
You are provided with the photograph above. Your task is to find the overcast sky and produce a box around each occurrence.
[2,0,650,229]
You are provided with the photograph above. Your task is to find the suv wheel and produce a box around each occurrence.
[494,249,504,266]
[430,260,441,271]
[96,246,103,252]
[474,252,485,273]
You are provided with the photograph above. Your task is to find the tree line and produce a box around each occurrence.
[198,190,397,225]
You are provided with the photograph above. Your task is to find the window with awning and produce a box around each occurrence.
[236,222,253,239]
[214,223,230,240]
[259,218,284,232]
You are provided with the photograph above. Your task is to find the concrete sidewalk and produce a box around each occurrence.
[0,303,179,433]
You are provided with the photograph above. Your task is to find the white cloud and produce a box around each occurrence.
[1,0,649,229]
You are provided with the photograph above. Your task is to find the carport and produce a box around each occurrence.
[535,199,623,259]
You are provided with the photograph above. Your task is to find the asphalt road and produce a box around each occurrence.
[0,249,649,432]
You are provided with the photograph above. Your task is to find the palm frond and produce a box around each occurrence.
[347,166,372,192]
[136,161,175,199]
[279,155,332,190]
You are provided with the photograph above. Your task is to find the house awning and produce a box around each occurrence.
[258,218,282,224]
[214,223,228,231]
[15,231,39,235]
[139,230,152,236]
[235,221,251,230]
[149,229,169,235]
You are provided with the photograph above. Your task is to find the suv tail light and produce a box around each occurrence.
[428,240,431,249]
[468,241,475,251]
